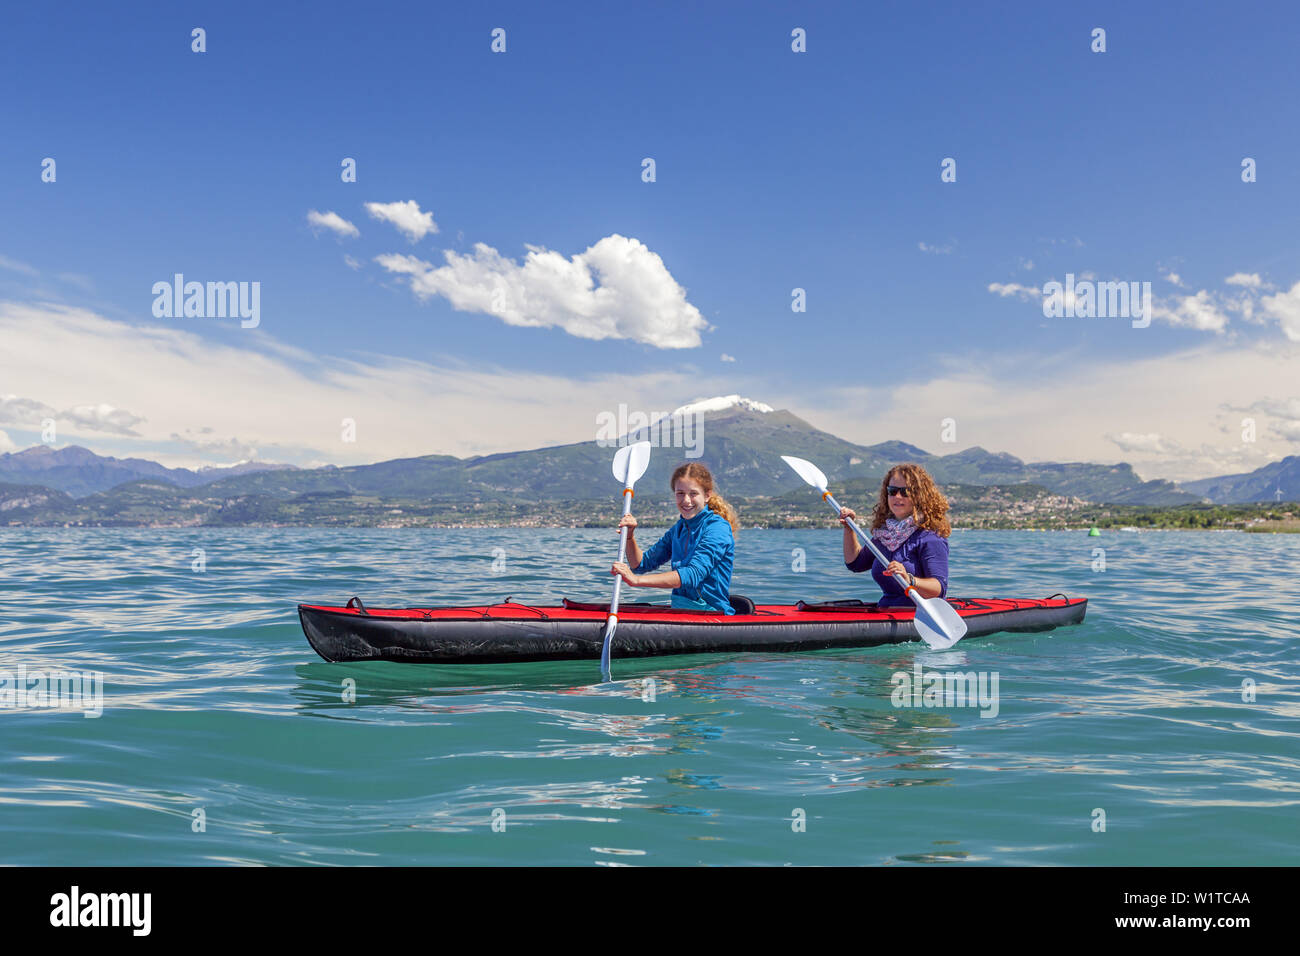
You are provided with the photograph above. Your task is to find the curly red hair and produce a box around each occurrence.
[870,463,950,537]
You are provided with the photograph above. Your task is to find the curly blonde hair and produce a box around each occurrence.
[870,462,950,537]
[670,462,739,535]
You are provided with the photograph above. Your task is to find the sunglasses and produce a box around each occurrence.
[887,485,910,498]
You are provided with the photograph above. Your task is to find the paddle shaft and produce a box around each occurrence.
[822,491,921,600]
[610,487,636,613]
[600,485,636,679]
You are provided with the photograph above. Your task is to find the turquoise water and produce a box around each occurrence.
[1,528,1296,866]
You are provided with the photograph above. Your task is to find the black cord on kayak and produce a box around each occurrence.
[497,600,549,619]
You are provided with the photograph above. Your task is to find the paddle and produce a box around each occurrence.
[780,455,968,649]
[601,440,653,680]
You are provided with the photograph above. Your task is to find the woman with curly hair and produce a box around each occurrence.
[839,462,950,607]
[611,461,739,615]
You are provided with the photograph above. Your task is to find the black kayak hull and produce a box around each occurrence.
[298,597,1088,664]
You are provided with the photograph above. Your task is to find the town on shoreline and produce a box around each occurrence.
[5,482,1296,533]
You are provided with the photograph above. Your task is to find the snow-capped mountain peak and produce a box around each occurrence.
[669,395,774,417]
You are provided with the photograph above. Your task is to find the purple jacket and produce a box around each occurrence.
[846,528,950,607]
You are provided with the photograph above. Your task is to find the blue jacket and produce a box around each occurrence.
[633,506,735,614]
[846,528,949,607]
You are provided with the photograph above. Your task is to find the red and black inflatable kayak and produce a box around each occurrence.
[298,595,1087,664]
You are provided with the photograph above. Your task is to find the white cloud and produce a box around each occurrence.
[0,254,39,277]
[779,340,1300,483]
[1150,290,1230,333]
[1225,272,1263,288]
[720,353,736,363]
[0,258,96,294]
[0,301,708,468]
[1107,432,1180,455]
[987,282,1040,302]
[306,210,360,238]
[0,394,58,426]
[56,272,94,291]
[1259,281,1300,341]
[365,200,438,242]
[918,241,954,255]
[343,254,362,270]
[1224,290,1259,323]
[62,403,146,436]
[0,429,14,452]
[1273,421,1300,442]
[989,269,1300,337]
[1003,270,1300,338]
[1244,397,1300,421]
[169,431,263,460]
[2,394,145,435]
[376,233,708,349]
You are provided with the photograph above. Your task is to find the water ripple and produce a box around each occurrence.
[1,527,1296,865]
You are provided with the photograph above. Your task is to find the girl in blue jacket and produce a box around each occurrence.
[610,462,739,614]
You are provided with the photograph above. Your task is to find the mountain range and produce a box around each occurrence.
[2,397,1296,527]
[0,444,294,497]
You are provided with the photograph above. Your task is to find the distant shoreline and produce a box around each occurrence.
[7,520,1298,533]
[4,486,1296,532]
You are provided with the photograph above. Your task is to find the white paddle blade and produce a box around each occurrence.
[612,441,653,486]
[913,596,968,649]
[781,455,827,491]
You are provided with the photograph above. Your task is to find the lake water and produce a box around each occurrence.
[1,527,1296,866]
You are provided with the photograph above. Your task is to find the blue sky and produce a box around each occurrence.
[3,0,1299,482]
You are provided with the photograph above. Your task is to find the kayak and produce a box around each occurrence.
[298,595,1087,664]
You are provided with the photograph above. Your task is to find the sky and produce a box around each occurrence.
[2,0,1298,483]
